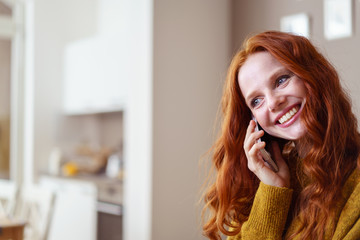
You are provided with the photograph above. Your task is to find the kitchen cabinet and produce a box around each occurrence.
[62,0,129,115]
[40,174,123,240]
[63,36,128,115]
[39,176,98,240]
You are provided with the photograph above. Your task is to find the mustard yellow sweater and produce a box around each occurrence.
[227,168,360,240]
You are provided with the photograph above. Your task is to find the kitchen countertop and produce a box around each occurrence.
[40,173,123,205]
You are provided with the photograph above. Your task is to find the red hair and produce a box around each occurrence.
[202,31,360,239]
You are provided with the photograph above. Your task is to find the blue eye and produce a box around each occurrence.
[276,75,291,87]
[251,98,261,108]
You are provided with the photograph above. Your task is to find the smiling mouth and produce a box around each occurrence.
[278,105,300,124]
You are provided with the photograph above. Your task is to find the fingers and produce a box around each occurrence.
[268,141,291,187]
[246,142,268,172]
[243,120,291,188]
[244,120,269,173]
[243,120,264,152]
[247,141,265,159]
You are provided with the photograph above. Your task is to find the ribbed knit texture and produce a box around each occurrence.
[227,168,360,240]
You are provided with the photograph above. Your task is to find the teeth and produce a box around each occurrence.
[278,107,298,124]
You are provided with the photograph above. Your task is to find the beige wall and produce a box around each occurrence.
[232,0,360,120]
[152,0,231,239]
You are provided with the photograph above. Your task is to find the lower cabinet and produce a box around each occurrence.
[39,175,123,240]
[39,176,98,240]
[97,209,122,240]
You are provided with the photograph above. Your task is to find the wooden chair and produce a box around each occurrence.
[13,185,55,240]
[0,217,26,240]
[0,179,17,218]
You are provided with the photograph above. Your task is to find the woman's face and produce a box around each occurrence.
[238,51,307,141]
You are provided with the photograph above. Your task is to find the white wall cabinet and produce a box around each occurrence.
[63,37,128,115]
[62,0,128,115]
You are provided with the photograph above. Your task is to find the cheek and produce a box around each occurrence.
[254,112,270,129]
[295,80,307,97]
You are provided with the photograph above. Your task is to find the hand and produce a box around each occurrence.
[243,120,290,188]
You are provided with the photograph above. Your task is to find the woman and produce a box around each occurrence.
[202,31,360,240]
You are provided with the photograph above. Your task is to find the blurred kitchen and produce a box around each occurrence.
[1,0,360,240]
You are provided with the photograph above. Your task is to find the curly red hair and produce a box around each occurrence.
[202,31,360,239]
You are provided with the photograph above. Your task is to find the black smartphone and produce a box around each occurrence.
[252,116,279,172]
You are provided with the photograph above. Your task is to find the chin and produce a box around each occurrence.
[270,128,306,141]
[286,128,306,141]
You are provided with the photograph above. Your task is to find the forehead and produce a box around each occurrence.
[238,51,282,82]
[238,51,284,95]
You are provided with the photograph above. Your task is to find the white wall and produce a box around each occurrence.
[122,0,153,239]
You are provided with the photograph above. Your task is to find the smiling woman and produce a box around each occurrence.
[238,51,307,142]
[202,31,360,240]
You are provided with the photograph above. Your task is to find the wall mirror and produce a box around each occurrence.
[0,0,26,182]
[0,1,13,179]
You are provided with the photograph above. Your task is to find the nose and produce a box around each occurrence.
[267,92,285,112]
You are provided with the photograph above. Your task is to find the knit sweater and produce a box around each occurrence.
[227,168,360,240]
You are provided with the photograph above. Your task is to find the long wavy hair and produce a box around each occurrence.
[202,31,360,239]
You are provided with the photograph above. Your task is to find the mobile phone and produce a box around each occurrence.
[252,116,279,172]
